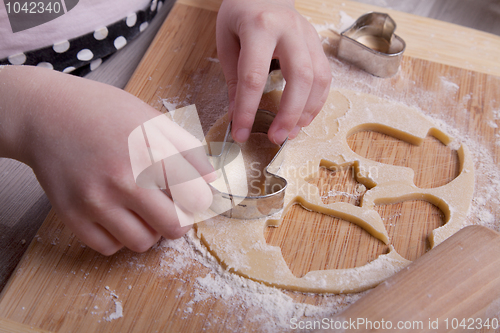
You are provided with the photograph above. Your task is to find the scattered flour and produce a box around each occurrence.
[321,189,363,205]
[311,10,354,35]
[488,120,498,129]
[162,97,188,112]
[105,300,123,322]
[338,10,356,32]
[149,41,499,331]
[493,108,500,120]
[157,229,363,332]
[103,287,124,322]
[321,42,499,237]
[439,76,460,92]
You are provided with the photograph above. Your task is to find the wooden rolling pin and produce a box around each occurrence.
[326,225,500,332]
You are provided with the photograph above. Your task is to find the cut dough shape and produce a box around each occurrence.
[196,89,474,293]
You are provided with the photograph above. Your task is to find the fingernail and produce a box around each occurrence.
[306,114,315,126]
[205,167,218,183]
[234,128,250,142]
[290,125,301,138]
[273,129,289,145]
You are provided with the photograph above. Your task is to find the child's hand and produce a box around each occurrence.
[0,66,215,255]
[216,0,331,144]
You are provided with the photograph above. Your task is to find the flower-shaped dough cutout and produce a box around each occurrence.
[196,89,474,293]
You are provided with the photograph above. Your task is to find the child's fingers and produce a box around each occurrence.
[269,34,314,144]
[143,114,216,184]
[288,85,330,140]
[68,218,123,256]
[178,145,217,183]
[155,163,213,215]
[296,27,332,128]
[163,121,217,183]
[292,60,331,131]
[215,0,330,144]
[130,188,193,239]
[216,17,241,119]
[139,120,214,213]
[232,30,276,142]
[136,156,213,216]
[97,208,161,253]
[160,155,214,213]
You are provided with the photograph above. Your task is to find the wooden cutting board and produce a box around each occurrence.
[1,0,499,332]
[331,225,500,333]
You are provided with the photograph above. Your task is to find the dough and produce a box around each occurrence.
[196,88,474,293]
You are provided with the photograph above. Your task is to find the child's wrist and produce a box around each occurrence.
[0,66,50,164]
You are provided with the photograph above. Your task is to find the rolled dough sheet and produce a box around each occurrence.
[196,89,474,293]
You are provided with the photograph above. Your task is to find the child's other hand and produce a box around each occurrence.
[216,0,331,144]
[0,66,215,255]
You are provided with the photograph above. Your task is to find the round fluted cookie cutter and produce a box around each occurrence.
[338,12,406,77]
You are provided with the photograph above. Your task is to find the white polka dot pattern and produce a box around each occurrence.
[126,13,138,27]
[140,22,149,32]
[63,66,76,73]
[0,0,168,75]
[94,27,109,41]
[114,36,127,50]
[37,62,54,69]
[90,58,103,71]
[8,53,26,65]
[77,49,94,61]
[53,41,70,53]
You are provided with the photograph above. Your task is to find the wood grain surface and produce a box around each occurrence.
[0,317,53,333]
[176,0,500,77]
[330,225,500,333]
[1,0,499,332]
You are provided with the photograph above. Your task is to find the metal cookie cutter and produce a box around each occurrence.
[338,12,406,77]
[207,109,287,219]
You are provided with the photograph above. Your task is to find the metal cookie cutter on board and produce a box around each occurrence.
[338,12,406,77]
[207,109,288,220]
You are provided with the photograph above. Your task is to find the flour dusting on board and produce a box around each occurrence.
[147,35,500,331]
[323,50,500,234]
[162,96,188,112]
[311,11,354,36]
[156,229,364,332]
[103,286,124,322]
[439,76,460,92]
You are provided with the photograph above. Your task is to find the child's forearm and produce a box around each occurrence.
[0,65,39,162]
[0,65,75,166]
[0,65,215,255]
